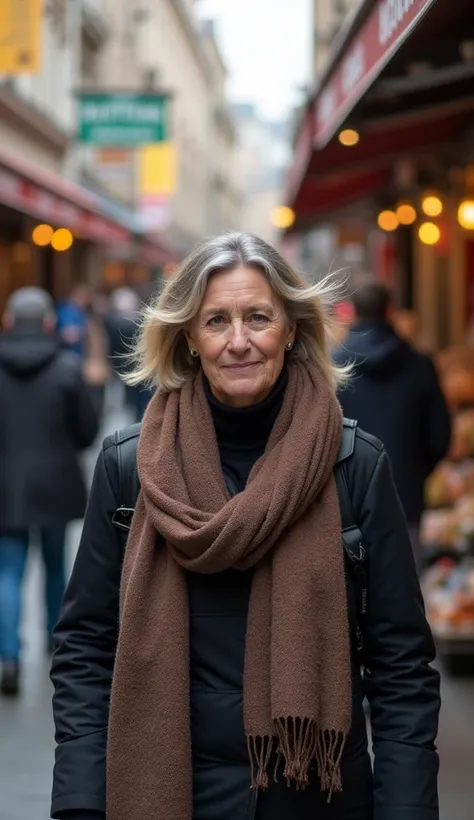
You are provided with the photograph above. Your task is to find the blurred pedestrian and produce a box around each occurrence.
[0,287,98,696]
[51,234,440,820]
[105,286,140,366]
[105,286,153,420]
[83,300,111,422]
[333,280,451,571]
[56,283,92,359]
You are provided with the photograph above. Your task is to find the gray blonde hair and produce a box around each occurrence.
[126,232,348,392]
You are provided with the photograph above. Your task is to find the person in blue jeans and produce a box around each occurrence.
[0,527,66,664]
[56,283,92,359]
[0,287,98,696]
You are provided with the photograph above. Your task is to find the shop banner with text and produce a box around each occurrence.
[315,0,439,147]
[137,142,176,232]
[0,0,42,74]
[78,93,169,146]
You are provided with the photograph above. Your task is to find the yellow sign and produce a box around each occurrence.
[138,142,177,196]
[0,0,42,74]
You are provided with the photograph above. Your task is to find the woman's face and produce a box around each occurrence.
[186,266,295,407]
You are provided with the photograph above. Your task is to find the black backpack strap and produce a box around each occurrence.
[335,421,368,654]
[111,424,141,533]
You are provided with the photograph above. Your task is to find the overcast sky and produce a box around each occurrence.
[197,0,313,121]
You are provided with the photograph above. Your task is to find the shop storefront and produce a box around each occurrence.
[286,0,474,352]
[285,0,474,671]
[0,145,175,311]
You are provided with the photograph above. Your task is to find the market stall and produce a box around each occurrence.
[422,347,474,673]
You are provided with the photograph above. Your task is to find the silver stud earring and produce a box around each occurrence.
[286,341,294,351]
[189,348,199,358]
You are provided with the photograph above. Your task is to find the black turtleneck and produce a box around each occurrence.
[204,368,288,495]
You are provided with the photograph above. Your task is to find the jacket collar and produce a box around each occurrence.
[336,419,357,464]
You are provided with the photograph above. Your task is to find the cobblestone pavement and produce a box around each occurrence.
[1,408,473,820]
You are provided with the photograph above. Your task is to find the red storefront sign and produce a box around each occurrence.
[0,162,130,248]
[284,105,315,207]
[315,0,439,147]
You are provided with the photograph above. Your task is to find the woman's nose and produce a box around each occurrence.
[227,321,250,352]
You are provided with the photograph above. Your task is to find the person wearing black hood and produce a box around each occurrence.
[333,281,451,570]
[0,287,98,697]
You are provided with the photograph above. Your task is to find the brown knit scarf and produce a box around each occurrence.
[107,360,351,820]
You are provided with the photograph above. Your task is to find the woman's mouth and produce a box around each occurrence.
[223,362,260,370]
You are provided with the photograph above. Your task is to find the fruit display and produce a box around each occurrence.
[449,410,474,460]
[421,498,474,552]
[421,509,460,549]
[425,460,474,509]
[421,345,474,658]
[436,347,474,409]
[423,560,474,638]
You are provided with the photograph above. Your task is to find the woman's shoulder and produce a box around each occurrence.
[101,424,142,503]
[340,417,384,466]
[339,418,386,509]
[103,423,142,454]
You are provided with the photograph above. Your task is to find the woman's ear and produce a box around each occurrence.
[287,321,296,347]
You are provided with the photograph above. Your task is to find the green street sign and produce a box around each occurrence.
[78,93,168,145]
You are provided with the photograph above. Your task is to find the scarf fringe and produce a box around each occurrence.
[248,719,346,802]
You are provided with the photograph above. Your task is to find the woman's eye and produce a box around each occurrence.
[250,314,267,323]
[208,316,225,326]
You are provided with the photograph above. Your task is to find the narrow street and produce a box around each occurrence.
[1,399,473,820]
[0,407,129,820]
[2,615,473,820]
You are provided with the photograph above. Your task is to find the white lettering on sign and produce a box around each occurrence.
[60,204,80,227]
[379,0,415,47]
[319,86,337,124]
[82,100,164,125]
[341,42,366,97]
[35,190,55,215]
[0,170,20,200]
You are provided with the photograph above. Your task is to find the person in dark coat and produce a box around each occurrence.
[51,233,440,820]
[333,281,451,568]
[0,287,98,697]
[104,287,153,421]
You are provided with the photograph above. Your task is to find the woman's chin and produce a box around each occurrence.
[218,380,270,407]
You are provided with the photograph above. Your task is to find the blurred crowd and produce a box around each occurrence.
[56,282,153,424]
[0,282,152,696]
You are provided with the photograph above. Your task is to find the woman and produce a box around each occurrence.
[51,233,440,820]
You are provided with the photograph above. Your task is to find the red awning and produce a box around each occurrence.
[292,100,473,225]
[285,0,473,226]
[314,0,439,149]
[0,145,131,248]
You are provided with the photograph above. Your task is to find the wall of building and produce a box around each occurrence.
[94,0,240,249]
[136,0,215,247]
[233,105,289,244]
[313,0,358,76]
[0,2,74,175]
[200,21,241,234]
[98,0,143,90]
[0,0,240,284]
[0,114,64,174]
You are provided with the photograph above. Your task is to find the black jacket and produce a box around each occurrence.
[51,423,440,820]
[0,327,98,529]
[333,323,451,523]
[104,311,138,373]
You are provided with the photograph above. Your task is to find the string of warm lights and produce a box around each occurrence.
[31,224,74,251]
[270,206,295,229]
[376,195,474,245]
[335,127,474,243]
